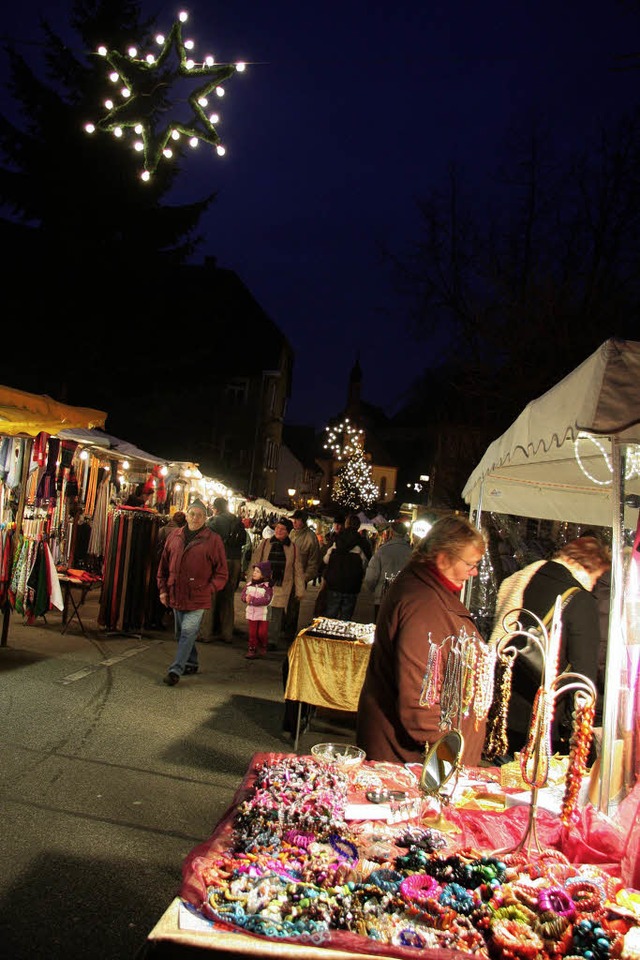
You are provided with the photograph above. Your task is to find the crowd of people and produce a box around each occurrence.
[154,497,613,775]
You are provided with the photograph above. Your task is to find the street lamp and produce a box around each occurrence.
[287,487,296,508]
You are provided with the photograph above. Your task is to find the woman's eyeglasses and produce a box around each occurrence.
[452,553,480,571]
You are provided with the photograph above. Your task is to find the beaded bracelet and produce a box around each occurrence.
[368,869,403,893]
[328,833,358,862]
[400,873,439,903]
[537,886,576,918]
[439,881,476,915]
[533,912,570,941]
[566,880,603,915]
[395,926,427,949]
[491,918,544,958]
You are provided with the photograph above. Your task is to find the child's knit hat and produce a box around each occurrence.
[256,561,272,579]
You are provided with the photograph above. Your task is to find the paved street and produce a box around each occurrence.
[0,582,374,959]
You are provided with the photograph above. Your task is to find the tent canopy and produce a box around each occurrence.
[57,428,165,466]
[0,385,106,437]
[462,339,640,526]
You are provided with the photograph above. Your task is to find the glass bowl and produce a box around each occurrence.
[310,742,366,774]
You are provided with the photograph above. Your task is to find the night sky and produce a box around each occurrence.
[3,1,639,428]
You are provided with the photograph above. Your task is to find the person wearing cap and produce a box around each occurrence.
[282,509,322,642]
[250,517,305,648]
[362,520,413,622]
[240,561,274,659]
[321,516,370,622]
[157,498,228,685]
[200,496,245,644]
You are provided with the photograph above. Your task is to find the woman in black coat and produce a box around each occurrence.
[506,536,611,755]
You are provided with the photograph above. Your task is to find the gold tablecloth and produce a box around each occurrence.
[284,629,371,712]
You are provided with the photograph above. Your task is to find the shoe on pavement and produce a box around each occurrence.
[183,665,198,675]
[245,651,257,660]
[163,671,180,685]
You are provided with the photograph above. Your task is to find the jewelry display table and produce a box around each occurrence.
[140,751,640,959]
[284,619,375,749]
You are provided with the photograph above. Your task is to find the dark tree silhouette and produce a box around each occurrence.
[0,0,217,407]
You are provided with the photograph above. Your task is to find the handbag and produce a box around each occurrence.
[515,586,580,685]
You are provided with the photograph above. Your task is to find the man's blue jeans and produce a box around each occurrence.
[169,609,204,675]
[324,591,357,622]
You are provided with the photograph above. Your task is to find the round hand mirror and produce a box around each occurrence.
[419,730,464,798]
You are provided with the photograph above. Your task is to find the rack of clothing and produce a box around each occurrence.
[98,506,163,635]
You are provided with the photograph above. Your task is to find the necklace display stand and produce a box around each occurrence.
[491,595,597,858]
[419,625,491,835]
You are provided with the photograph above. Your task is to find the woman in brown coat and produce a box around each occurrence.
[251,518,306,645]
[356,515,487,767]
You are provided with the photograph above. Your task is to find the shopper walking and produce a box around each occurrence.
[157,499,228,685]
[200,496,245,643]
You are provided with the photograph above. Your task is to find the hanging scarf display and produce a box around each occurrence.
[36,437,59,504]
[0,523,16,606]
[88,477,111,559]
[143,464,166,505]
[98,506,162,633]
[6,438,25,489]
[33,431,50,469]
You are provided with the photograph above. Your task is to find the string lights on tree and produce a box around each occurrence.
[324,419,378,510]
[323,418,365,461]
[83,9,246,181]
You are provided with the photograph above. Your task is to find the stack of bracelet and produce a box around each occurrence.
[193,756,638,957]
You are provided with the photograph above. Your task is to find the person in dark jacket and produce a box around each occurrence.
[322,523,369,621]
[505,536,611,755]
[356,515,486,766]
[363,520,413,621]
[157,499,228,685]
[200,496,244,643]
[250,517,306,647]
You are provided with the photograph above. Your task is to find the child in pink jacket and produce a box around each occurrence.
[240,561,273,659]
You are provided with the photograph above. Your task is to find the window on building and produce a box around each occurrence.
[224,379,249,406]
[264,438,280,471]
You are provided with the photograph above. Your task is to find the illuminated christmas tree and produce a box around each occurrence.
[324,419,378,510]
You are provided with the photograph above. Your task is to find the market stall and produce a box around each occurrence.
[0,385,107,644]
[141,748,640,959]
[284,618,376,749]
[461,337,640,815]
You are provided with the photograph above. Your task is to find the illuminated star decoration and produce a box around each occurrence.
[84,10,246,181]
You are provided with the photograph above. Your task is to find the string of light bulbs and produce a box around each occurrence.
[573,431,640,485]
[83,10,246,180]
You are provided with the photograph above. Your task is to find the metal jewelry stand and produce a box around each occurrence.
[492,595,597,858]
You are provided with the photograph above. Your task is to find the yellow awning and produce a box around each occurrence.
[0,385,107,438]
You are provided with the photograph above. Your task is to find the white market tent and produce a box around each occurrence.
[462,338,640,526]
[462,338,640,813]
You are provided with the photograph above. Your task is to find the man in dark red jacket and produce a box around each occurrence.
[157,498,228,685]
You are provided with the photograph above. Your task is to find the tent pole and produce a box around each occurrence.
[463,482,484,609]
[1,437,34,647]
[598,439,625,814]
